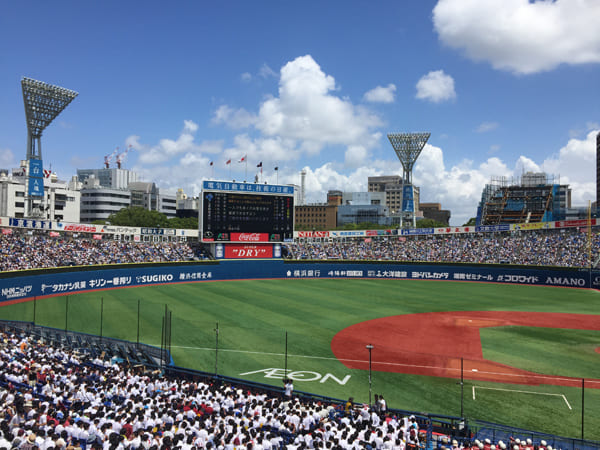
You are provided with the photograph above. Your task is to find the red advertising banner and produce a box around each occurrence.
[49,231,60,237]
[92,234,103,240]
[297,231,330,238]
[230,232,270,242]
[555,219,596,228]
[224,244,273,258]
[1,228,12,235]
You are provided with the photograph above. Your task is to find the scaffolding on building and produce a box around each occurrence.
[479,174,565,225]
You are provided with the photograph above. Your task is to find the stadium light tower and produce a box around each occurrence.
[387,132,430,228]
[21,77,78,217]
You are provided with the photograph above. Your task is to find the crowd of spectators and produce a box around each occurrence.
[0,328,568,449]
[0,329,438,450]
[0,227,598,272]
[0,234,205,272]
[284,229,600,268]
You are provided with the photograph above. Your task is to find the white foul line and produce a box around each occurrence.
[472,385,572,410]
[166,345,600,388]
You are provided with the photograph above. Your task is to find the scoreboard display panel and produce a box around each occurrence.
[200,181,294,243]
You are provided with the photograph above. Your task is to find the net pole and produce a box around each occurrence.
[461,357,464,418]
[285,331,288,376]
[581,378,585,440]
[100,297,104,340]
[65,296,69,332]
[137,299,140,348]
[214,322,219,377]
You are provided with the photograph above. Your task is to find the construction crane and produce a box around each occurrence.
[104,147,119,168]
[116,145,132,169]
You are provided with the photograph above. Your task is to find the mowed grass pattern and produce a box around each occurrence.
[1,279,599,440]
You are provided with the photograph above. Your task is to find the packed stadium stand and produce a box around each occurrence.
[0,234,212,272]
[283,229,600,268]
[1,227,599,272]
[1,323,591,450]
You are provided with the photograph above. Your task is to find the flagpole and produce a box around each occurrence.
[245,158,247,181]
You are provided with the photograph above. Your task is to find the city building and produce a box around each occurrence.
[129,182,177,218]
[419,203,451,225]
[176,188,200,218]
[294,204,337,230]
[337,204,392,226]
[79,175,131,223]
[476,172,571,225]
[0,162,80,222]
[327,190,343,206]
[368,175,420,215]
[77,168,138,189]
[341,191,386,206]
[77,167,177,222]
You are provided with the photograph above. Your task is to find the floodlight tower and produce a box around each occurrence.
[21,77,78,217]
[387,132,430,228]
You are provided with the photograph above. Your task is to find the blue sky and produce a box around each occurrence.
[1,0,599,225]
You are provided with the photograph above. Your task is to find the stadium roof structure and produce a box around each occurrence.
[387,132,431,185]
[21,77,78,160]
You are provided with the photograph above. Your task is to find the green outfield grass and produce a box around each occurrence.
[480,327,600,378]
[1,279,599,440]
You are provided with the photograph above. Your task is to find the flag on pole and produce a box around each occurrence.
[226,159,231,165]
[239,155,247,163]
[256,162,262,168]
[274,166,279,171]
[209,161,213,166]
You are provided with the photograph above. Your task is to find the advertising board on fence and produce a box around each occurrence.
[0,260,596,305]
[224,244,273,259]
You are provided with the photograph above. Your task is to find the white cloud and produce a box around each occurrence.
[241,72,252,82]
[488,144,501,155]
[363,84,396,103]
[296,164,384,204]
[212,105,257,129]
[344,145,369,168]
[259,63,277,79]
[133,120,221,165]
[415,70,456,103]
[413,144,504,224]
[0,148,15,168]
[539,130,598,205]
[433,0,600,74]
[256,55,383,149]
[183,120,198,133]
[475,122,499,133]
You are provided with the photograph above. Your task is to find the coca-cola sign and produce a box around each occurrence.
[230,232,269,242]
[225,244,273,259]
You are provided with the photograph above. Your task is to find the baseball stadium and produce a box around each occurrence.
[1,77,599,450]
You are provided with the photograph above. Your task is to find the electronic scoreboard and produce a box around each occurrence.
[200,181,294,243]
